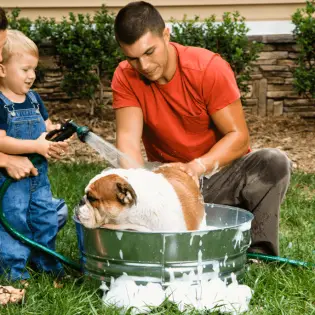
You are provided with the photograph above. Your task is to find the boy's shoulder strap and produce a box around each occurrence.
[0,91,13,106]
[27,89,39,104]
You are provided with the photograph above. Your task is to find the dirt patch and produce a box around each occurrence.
[246,113,315,172]
[48,100,315,173]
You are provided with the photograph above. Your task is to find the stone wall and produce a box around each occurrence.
[33,34,315,117]
[243,34,314,117]
[33,43,69,103]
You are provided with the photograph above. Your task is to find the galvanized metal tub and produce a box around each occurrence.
[74,203,254,285]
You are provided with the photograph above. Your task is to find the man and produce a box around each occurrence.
[112,1,291,256]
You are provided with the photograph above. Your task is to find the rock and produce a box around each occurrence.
[258,51,289,60]
[267,77,285,84]
[265,71,293,78]
[284,78,295,84]
[288,52,299,59]
[277,60,297,66]
[249,74,263,80]
[273,101,283,116]
[268,84,294,91]
[284,99,315,106]
[267,91,299,98]
[260,65,289,71]
[258,79,267,116]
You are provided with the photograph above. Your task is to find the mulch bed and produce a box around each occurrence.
[49,100,315,173]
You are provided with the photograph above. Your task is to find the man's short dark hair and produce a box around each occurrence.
[0,8,8,31]
[114,1,165,45]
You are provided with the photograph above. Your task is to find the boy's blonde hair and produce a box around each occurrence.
[1,29,39,64]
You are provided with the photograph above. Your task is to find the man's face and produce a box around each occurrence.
[0,30,7,62]
[119,29,170,82]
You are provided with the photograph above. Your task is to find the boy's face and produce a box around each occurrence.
[0,52,38,95]
[119,29,170,83]
[0,30,7,62]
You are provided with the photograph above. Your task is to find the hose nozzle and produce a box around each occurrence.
[46,120,90,143]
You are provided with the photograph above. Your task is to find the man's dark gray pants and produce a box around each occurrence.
[201,148,292,256]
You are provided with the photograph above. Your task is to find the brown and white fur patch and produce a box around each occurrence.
[76,166,205,232]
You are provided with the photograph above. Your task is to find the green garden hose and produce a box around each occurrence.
[247,252,314,268]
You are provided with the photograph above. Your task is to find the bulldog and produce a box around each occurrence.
[76,165,205,232]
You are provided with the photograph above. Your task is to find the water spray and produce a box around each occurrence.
[46,119,140,168]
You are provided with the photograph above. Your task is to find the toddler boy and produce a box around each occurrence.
[0,30,68,281]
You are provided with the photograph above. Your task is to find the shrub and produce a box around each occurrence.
[51,7,121,115]
[6,8,55,44]
[292,0,315,99]
[6,8,33,38]
[170,12,263,102]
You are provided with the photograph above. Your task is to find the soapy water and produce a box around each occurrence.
[100,272,252,315]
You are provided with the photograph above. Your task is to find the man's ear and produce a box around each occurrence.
[0,64,6,78]
[163,27,170,43]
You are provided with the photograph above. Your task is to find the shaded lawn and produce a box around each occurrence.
[0,162,314,315]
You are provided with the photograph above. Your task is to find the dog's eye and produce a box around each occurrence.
[87,193,98,203]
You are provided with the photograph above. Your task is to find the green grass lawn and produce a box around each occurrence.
[0,162,314,315]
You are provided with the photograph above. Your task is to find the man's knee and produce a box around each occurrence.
[254,148,292,184]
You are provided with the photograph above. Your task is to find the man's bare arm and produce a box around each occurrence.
[185,99,250,178]
[115,107,144,168]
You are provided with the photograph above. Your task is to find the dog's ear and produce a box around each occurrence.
[116,182,137,206]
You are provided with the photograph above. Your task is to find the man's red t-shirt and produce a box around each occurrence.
[111,42,240,163]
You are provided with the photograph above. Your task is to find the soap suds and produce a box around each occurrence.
[101,273,252,314]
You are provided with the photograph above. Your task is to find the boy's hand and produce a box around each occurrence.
[47,123,61,133]
[36,132,70,159]
[35,133,51,158]
[45,119,61,133]
[48,141,69,160]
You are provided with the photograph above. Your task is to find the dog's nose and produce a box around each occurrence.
[79,198,85,206]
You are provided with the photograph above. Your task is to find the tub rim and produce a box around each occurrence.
[73,203,254,235]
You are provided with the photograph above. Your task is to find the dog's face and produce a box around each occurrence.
[77,173,137,229]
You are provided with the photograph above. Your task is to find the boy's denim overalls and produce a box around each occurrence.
[0,91,67,281]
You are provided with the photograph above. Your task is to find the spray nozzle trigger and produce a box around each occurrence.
[45,120,89,142]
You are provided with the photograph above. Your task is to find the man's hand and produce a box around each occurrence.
[4,155,38,180]
[159,160,205,187]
